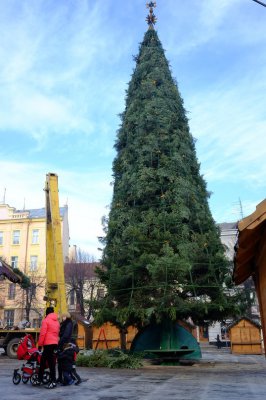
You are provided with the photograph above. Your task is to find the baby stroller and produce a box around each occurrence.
[12,334,50,385]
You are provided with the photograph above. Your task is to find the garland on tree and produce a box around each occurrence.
[96,28,246,331]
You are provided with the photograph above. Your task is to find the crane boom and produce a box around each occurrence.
[44,173,67,315]
[0,259,22,284]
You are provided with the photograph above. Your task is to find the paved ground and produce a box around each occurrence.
[1,348,266,400]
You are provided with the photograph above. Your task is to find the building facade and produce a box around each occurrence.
[65,247,105,321]
[219,222,259,318]
[219,222,238,260]
[0,203,69,328]
[206,222,260,344]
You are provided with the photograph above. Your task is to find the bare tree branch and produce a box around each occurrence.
[65,247,102,318]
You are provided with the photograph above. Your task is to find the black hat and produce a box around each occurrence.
[46,307,54,316]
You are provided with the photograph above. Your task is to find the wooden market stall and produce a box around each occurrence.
[71,315,138,350]
[233,199,266,355]
[228,317,262,354]
[71,314,92,350]
[92,323,138,350]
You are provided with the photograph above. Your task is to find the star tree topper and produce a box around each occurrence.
[146,2,157,28]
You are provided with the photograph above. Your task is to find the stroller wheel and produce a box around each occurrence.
[30,373,39,386]
[43,371,50,384]
[13,371,21,385]
[22,376,30,384]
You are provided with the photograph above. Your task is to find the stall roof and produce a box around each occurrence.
[227,316,261,330]
[233,199,266,285]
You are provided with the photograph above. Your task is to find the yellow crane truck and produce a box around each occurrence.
[0,259,40,358]
[0,173,88,358]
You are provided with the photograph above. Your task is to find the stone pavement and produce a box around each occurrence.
[1,348,266,400]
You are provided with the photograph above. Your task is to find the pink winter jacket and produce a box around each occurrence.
[38,312,60,346]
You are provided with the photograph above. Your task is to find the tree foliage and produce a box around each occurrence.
[97,29,243,331]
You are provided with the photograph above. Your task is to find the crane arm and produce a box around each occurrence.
[0,259,23,284]
[44,173,67,316]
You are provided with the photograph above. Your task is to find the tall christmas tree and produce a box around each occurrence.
[97,3,239,336]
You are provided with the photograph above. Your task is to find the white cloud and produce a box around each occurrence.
[0,0,130,146]
[0,160,112,260]
[199,0,237,29]
[188,69,266,188]
[160,0,243,56]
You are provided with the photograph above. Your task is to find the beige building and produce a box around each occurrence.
[0,203,69,328]
[206,222,260,345]
[219,222,259,317]
[219,222,238,259]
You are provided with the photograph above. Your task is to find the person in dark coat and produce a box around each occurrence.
[57,343,75,385]
[216,334,222,349]
[69,339,81,385]
[57,312,73,383]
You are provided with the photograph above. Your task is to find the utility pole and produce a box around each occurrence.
[238,198,244,220]
[2,188,6,204]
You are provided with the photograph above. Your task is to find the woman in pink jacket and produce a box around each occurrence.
[36,307,60,389]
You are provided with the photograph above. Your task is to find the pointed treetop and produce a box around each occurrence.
[146,2,157,28]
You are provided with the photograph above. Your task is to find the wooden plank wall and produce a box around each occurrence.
[230,319,262,354]
[92,323,138,350]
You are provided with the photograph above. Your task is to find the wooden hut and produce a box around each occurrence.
[228,317,262,355]
[92,323,138,350]
[234,199,266,355]
[70,315,138,350]
[71,314,92,350]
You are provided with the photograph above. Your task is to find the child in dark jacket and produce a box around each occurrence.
[58,342,81,385]
[70,340,81,385]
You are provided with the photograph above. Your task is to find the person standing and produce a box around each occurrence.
[36,307,60,389]
[57,343,75,385]
[69,339,82,385]
[216,334,222,349]
[57,312,73,383]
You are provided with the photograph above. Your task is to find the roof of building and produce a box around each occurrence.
[70,313,92,327]
[234,199,266,285]
[15,206,67,219]
[218,222,238,230]
[227,316,261,330]
[64,262,102,280]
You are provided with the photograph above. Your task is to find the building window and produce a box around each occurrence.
[30,256,38,272]
[11,256,18,269]
[4,309,15,327]
[69,290,75,306]
[32,229,39,244]
[12,230,20,245]
[97,288,105,299]
[32,318,41,328]
[29,283,37,298]
[0,231,3,245]
[8,283,16,300]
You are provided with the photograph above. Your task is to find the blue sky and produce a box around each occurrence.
[0,0,265,259]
